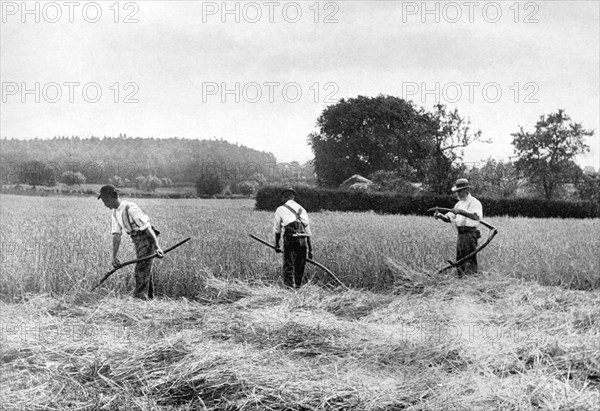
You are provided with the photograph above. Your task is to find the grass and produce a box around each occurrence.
[0,195,598,301]
[1,273,598,410]
[0,193,599,410]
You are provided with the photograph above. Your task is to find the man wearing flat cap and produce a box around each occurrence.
[98,184,163,299]
[434,178,483,275]
[273,187,313,288]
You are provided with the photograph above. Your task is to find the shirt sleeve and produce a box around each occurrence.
[470,199,483,220]
[445,201,460,226]
[273,209,283,234]
[445,203,458,221]
[128,204,151,231]
[300,208,312,236]
[111,212,122,235]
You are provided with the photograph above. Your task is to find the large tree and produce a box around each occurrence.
[308,97,483,191]
[424,104,485,194]
[512,110,593,200]
[308,95,437,187]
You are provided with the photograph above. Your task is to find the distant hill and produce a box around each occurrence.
[0,136,277,184]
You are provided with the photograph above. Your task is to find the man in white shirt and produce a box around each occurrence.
[434,178,483,275]
[98,184,163,299]
[273,187,313,288]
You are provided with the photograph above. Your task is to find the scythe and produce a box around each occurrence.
[249,234,349,290]
[427,207,498,274]
[91,237,191,291]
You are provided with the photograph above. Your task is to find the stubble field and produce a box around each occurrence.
[0,194,598,410]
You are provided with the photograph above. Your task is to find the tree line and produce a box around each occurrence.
[308,96,597,202]
[0,136,278,187]
[2,98,596,202]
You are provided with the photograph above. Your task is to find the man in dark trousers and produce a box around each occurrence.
[434,178,483,275]
[98,185,163,299]
[273,187,313,288]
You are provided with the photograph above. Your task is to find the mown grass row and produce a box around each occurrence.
[0,195,598,301]
[1,272,598,410]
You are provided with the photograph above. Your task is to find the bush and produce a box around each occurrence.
[196,174,226,197]
[132,175,162,192]
[108,175,123,187]
[135,175,146,190]
[144,175,162,192]
[60,171,86,186]
[237,181,257,196]
[255,186,600,218]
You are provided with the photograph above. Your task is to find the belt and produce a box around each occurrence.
[283,222,305,235]
[129,230,145,238]
[457,226,478,234]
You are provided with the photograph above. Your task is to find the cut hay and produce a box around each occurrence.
[320,289,394,320]
[2,277,599,410]
[193,270,253,304]
[384,257,438,294]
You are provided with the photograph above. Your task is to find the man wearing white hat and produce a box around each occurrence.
[434,178,483,275]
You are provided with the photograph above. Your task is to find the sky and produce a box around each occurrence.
[1,1,599,169]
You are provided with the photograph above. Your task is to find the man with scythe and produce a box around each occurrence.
[433,178,483,276]
[98,184,163,299]
[273,187,313,288]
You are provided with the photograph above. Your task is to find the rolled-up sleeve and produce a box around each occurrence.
[273,211,282,234]
[111,212,122,235]
[470,199,483,219]
[128,204,151,231]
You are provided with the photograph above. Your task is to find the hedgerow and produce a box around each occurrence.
[256,186,600,218]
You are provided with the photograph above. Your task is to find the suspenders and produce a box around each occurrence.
[282,204,310,238]
[283,203,304,222]
[119,202,160,237]
[118,203,138,235]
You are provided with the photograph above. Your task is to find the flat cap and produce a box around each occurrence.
[281,187,296,195]
[98,184,119,199]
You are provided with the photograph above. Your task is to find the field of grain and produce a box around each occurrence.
[1,194,599,410]
[1,195,598,298]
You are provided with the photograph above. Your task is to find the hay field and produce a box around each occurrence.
[1,195,598,298]
[0,194,599,410]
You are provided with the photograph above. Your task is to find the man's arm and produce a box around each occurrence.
[146,226,164,257]
[434,211,451,223]
[307,237,313,259]
[112,234,122,267]
[273,210,283,253]
[451,208,480,221]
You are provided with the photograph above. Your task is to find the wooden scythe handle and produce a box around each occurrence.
[91,237,191,291]
[249,234,349,290]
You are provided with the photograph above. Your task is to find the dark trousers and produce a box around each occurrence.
[283,242,307,288]
[131,231,156,299]
[456,229,479,276]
